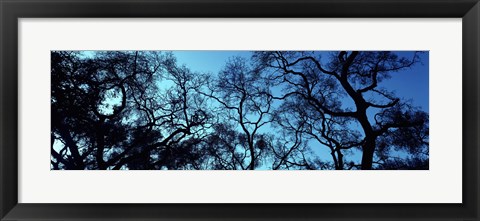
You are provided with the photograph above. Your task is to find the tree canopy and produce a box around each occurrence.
[51,51,429,170]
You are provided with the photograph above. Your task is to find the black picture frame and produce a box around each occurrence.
[1,0,479,220]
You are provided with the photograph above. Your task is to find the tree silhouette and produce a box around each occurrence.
[253,51,428,170]
[51,51,211,169]
[198,57,275,169]
[51,50,428,170]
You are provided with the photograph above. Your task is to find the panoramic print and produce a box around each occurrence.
[51,51,429,170]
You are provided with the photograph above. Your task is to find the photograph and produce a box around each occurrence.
[3,0,477,219]
[51,50,429,170]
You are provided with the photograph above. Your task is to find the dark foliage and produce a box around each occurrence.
[51,51,428,170]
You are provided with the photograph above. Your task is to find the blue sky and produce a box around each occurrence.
[172,51,429,166]
[71,50,429,168]
[173,51,429,112]
[79,50,429,115]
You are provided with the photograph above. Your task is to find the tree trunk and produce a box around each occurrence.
[96,121,107,170]
[361,138,375,170]
[248,141,255,170]
[357,109,376,170]
[337,150,344,170]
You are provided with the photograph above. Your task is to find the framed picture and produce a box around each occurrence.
[1,0,478,220]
